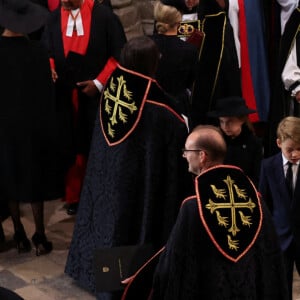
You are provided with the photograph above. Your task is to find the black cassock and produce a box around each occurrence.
[65,65,193,299]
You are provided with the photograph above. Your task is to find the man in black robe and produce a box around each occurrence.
[122,125,288,300]
[42,0,126,214]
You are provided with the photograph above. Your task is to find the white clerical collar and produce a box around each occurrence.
[66,7,84,37]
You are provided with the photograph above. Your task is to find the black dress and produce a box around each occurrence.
[0,36,61,202]
[151,34,198,117]
[64,65,194,299]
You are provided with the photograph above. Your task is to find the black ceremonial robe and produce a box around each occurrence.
[190,1,242,127]
[151,166,288,299]
[122,166,288,300]
[42,1,126,162]
[65,65,194,298]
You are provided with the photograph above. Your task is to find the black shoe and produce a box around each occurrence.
[67,203,78,215]
[14,227,31,253]
[31,232,52,256]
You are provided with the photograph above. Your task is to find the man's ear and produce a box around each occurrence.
[276,138,282,149]
[200,150,206,163]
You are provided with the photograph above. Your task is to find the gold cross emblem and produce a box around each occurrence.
[205,176,256,251]
[104,75,137,138]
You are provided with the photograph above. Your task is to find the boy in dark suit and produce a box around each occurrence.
[259,116,300,300]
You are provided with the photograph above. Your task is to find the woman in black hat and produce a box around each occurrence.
[0,0,61,255]
[208,96,263,186]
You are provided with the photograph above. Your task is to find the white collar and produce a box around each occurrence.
[282,154,300,166]
[66,7,84,37]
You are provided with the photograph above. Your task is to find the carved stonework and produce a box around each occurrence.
[111,0,156,40]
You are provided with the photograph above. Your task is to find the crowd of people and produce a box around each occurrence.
[1,0,300,299]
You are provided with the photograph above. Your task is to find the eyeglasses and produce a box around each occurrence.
[181,148,203,155]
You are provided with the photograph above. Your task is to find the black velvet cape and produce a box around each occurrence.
[121,165,288,300]
[151,199,288,299]
[122,166,288,300]
[151,167,288,300]
[65,66,194,299]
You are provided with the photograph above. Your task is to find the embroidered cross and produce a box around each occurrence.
[205,176,256,249]
[104,75,137,137]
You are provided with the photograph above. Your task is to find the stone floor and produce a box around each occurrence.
[1,199,300,299]
[0,199,94,300]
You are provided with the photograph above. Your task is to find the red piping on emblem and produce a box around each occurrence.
[195,165,263,262]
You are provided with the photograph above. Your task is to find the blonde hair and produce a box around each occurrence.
[154,1,182,34]
[277,116,300,143]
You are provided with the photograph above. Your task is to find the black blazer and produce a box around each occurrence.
[259,153,300,252]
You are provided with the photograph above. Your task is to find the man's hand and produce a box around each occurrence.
[51,69,58,82]
[121,275,134,285]
[77,80,99,97]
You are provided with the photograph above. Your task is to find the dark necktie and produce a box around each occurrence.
[286,162,294,197]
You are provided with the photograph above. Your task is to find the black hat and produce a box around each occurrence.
[207,96,256,118]
[0,0,49,34]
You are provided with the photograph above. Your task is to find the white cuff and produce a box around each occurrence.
[93,79,103,92]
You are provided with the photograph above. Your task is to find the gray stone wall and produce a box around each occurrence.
[111,0,156,40]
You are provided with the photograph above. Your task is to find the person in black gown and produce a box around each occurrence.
[122,125,288,300]
[65,36,194,300]
[0,0,57,255]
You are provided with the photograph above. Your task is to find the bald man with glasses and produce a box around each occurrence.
[122,125,288,300]
[181,125,226,175]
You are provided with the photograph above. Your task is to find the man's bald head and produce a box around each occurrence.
[190,125,226,163]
